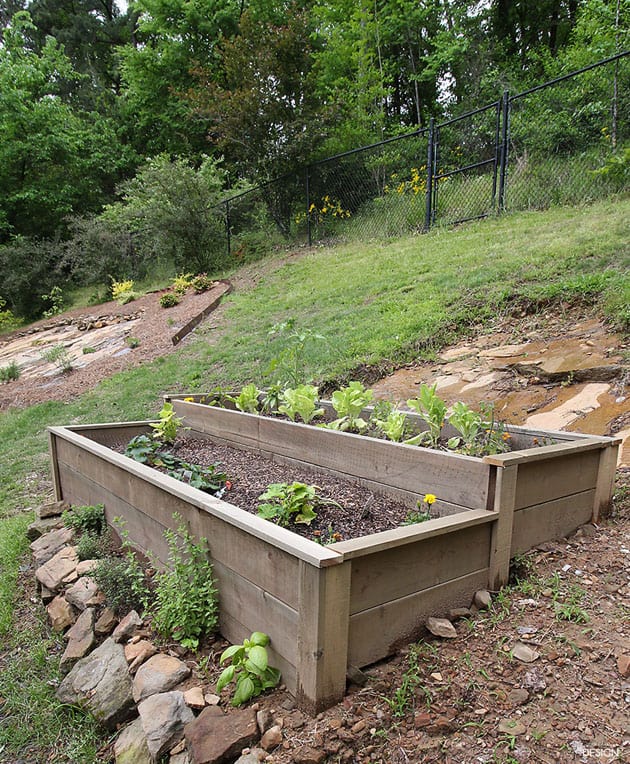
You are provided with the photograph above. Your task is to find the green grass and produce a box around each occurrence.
[0,196,628,761]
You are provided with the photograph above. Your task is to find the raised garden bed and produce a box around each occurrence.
[47,396,619,713]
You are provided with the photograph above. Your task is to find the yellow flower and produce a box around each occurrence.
[184,397,195,402]
[423,493,437,505]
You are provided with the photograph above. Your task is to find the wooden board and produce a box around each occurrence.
[513,449,600,509]
[347,521,492,613]
[348,569,490,667]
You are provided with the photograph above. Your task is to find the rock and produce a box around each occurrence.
[522,670,547,693]
[40,584,56,604]
[184,705,259,764]
[183,686,206,710]
[60,607,96,673]
[65,576,104,610]
[27,516,64,541]
[351,719,366,734]
[76,559,100,576]
[414,712,432,727]
[38,500,69,519]
[293,746,326,764]
[126,640,158,673]
[426,617,457,639]
[57,637,135,729]
[498,719,527,736]
[234,751,266,764]
[62,569,79,586]
[617,654,630,678]
[133,653,191,703]
[512,642,540,663]
[256,709,272,734]
[170,753,191,764]
[473,590,492,610]
[448,607,472,621]
[95,607,118,635]
[114,717,152,764]
[204,693,220,706]
[36,546,79,591]
[47,595,76,632]
[507,688,529,706]
[346,665,369,687]
[138,691,194,760]
[31,527,75,565]
[260,724,282,751]
[113,610,143,643]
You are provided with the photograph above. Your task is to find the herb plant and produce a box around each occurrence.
[151,516,218,650]
[216,631,281,706]
[324,381,373,432]
[0,361,20,382]
[447,402,509,456]
[62,503,106,536]
[278,384,324,424]
[41,344,73,373]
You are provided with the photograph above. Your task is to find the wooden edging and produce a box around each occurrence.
[483,437,620,467]
[49,424,342,569]
[171,280,232,345]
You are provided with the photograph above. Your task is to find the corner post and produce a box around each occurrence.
[488,464,518,590]
[296,560,351,714]
[48,429,62,501]
[592,443,619,522]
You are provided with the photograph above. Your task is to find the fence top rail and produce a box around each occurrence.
[510,49,630,102]
[437,100,501,129]
[310,127,427,168]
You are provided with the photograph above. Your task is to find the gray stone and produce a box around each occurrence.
[138,691,194,760]
[473,589,492,610]
[27,516,64,541]
[95,607,118,635]
[522,670,547,693]
[114,717,152,764]
[31,527,74,565]
[185,705,259,764]
[113,610,143,643]
[234,751,266,764]
[38,499,69,519]
[507,688,530,706]
[256,709,273,734]
[47,595,76,632]
[36,546,79,591]
[346,665,369,687]
[56,637,135,729]
[426,617,458,639]
[61,608,96,673]
[170,753,191,764]
[449,607,472,621]
[260,725,282,751]
[40,583,56,604]
[65,576,104,610]
[512,642,540,663]
[133,653,191,703]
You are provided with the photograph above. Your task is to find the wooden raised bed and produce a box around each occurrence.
[48,399,619,713]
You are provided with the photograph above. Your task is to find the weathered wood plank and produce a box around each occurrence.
[48,431,62,501]
[483,438,612,467]
[171,279,232,345]
[488,464,518,590]
[592,444,619,522]
[513,449,600,509]
[172,403,261,451]
[347,522,492,614]
[296,561,351,714]
[348,569,489,667]
[511,489,596,555]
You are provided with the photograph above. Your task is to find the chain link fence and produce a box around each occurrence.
[213,51,629,260]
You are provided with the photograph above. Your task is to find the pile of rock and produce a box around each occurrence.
[28,500,283,764]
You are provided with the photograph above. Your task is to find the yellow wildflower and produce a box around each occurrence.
[424,493,437,505]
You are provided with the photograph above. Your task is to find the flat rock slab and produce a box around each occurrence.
[36,546,79,591]
[426,617,458,639]
[95,607,117,635]
[65,576,104,610]
[27,516,64,541]
[114,717,152,764]
[125,640,157,673]
[39,500,70,519]
[512,642,540,663]
[138,691,194,759]
[47,595,76,632]
[133,653,191,703]
[56,637,135,729]
[31,526,74,565]
[185,705,259,764]
[60,607,95,673]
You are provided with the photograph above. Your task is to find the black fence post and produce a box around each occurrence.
[424,117,435,231]
[498,90,510,212]
[306,166,312,247]
[225,199,231,257]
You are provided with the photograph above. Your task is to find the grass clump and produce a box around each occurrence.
[0,361,20,382]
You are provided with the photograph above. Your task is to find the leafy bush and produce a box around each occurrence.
[190,273,215,293]
[150,402,184,444]
[0,361,20,382]
[93,554,150,615]
[159,292,180,308]
[41,286,65,318]
[111,279,139,305]
[151,518,218,650]
[76,530,111,561]
[62,503,106,536]
[41,344,73,372]
[172,273,194,295]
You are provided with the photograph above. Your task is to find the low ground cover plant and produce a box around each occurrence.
[257,482,340,528]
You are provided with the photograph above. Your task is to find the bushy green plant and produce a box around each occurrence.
[0,361,20,382]
[150,402,184,444]
[82,346,96,354]
[216,632,281,706]
[257,482,339,527]
[111,278,139,305]
[325,381,373,432]
[228,383,261,414]
[41,344,73,372]
[94,553,150,615]
[151,517,218,650]
[446,401,509,456]
[125,434,160,463]
[190,273,215,293]
[62,503,106,536]
[76,530,111,561]
[405,384,447,448]
[41,286,65,318]
[171,273,194,295]
[264,319,325,387]
[278,384,324,424]
[159,292,180,308]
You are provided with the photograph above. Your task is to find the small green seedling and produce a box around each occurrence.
[217,632,281,706]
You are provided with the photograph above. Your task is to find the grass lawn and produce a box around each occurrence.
[0,196,628,761]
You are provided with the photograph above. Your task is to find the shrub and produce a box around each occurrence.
[0,361,20,382]
[93,554,150,615]
[172,273,194,295]
[76,530,111,561]
[41,286,65,318]
[62,503,106,536]
[151,518,218,650]
[111,279,139,305]
[41,344,73,373]
[190,273,215,293]
[159,292,180,308]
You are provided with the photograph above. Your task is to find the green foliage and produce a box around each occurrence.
[126,336,141,349]
[111,279,137,304]
[125,434,159,463]
[159,292,180,308]
[191,273,215,293]
[150,402,184,445]
[172,273,194,295]
[257,482,320,527]
[62,503,106,536]
[0,361,20,382]
[41,286,64,318]
[405,384,447,448]
[41,344,73,372]
[593,145,630,185]
[0,296,21,332]
[278,384,324,424]
[325,381,373,432]
[151,517,218,650]
[446,402,509,457]
[216,631,281,707]
[76,530,111,561]
[229,384,261,414]
[372,406,409,442]
[265,320,325,387]
[94,551,150,616]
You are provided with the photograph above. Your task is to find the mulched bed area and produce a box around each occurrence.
[114,434,426,543]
